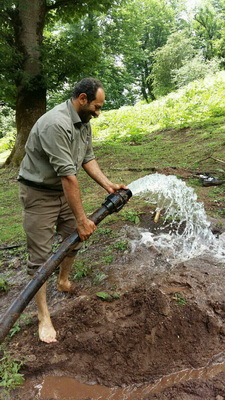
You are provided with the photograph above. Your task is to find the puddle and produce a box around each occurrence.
[40,361,225,400]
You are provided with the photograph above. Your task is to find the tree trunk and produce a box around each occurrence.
[5,0,47,167]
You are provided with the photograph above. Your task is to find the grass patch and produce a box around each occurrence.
[0,350,24,394]
[0,72,225,247]
[0,277,10,293]
[92,71,225,142]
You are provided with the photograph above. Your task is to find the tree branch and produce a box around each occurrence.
[110,167,156,172]
[46,0,80,11]
[195,156,225,165]
[210,156,225,165]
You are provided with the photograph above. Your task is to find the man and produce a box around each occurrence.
[18,78,127,343]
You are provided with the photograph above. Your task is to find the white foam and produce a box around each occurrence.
[128,174,225,262]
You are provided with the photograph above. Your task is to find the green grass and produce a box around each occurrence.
[0,71,225,246]
[0,277,10,292]
[92,71,225,140]
[0,350,24,392]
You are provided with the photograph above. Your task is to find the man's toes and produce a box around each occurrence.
[39,322,57,343]
[58,281,77,293]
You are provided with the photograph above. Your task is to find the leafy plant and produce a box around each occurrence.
[112,292,120,299]
[9,324,21,338]
[92,271,107,286]
[96,291,120,301]
[102,255,114,264]
[0,278,10,292]
[73,261,91,280]
[121,209,140,224]
[172,293,187,306]
[92,71,225,140]
[8,313,33,338]
[113,240,129,252]
[97,227,112,236]
[96,291,112,301]
[0,351,24,390]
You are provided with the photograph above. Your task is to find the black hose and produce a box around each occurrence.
[0,189,132,344]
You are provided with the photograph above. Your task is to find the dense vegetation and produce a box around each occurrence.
[1,70,225,245]
[92,71,225,141]
[1,0,225,164]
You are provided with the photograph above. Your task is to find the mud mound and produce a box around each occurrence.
[9,285,224,389]
[3,212,225,399]
[148,372,225,400]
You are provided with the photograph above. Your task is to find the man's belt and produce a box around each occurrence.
[18,178,63,192]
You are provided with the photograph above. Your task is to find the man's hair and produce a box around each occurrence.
[72,78,104,102]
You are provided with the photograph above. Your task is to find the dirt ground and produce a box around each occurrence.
[1,167,225,400]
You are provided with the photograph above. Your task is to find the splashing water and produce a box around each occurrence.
[128,173,225,262]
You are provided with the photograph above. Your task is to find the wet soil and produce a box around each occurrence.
[1,167,225,400]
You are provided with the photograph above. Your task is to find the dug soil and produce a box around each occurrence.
[1,167,225,400]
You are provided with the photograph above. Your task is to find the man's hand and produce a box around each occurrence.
[76,217,96,241]
[83,160,128,194]
[105,183,128,194]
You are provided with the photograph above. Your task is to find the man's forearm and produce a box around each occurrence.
[83,159,128,193]
[61,175,86,222]
[61,175,96,241]
[82,159,113,191]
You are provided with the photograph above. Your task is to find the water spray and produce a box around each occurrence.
[0,189,132,344]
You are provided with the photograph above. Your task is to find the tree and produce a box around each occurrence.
[172,54,220,88]
[193,1,222,59]
[0,0,119,166]
[151,32,197,97]
[100,0,178,102]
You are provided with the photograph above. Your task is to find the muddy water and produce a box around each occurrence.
[40,361,225,400]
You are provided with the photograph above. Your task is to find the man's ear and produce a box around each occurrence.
[79,93,88,105]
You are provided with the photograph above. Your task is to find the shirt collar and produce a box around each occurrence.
[67,98,82,125]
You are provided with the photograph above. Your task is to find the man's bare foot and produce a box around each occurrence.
[39,317,57,343]
[57,279,77,293]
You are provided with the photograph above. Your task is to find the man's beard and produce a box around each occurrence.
[79,110,97,123]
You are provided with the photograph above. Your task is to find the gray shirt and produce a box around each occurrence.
[18,99,95,189]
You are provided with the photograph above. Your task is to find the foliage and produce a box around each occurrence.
[102,254,114,264]
[172,54,220,88]
[0,170,25,243]
[121,209,140,224]
[113,240,129,251]
[96,291,112,301]
[73,261,91,280]
[0,278,10,292]
[92,71,225,139]
[0,105,15,139]
[96,291,120,300]
[0,0,122,107]
[97,227,113,236]
[151,32,203,97]
[1,70,225,245]
[193,1,224,60]
[9,324,21,338]
[8,314,33,338]
[92,271,107,285]
[0,351,24,390]
[172,293,187,306]
[1,0,225,166]
[101,0,178,103]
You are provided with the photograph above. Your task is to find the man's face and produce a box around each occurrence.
[78,88,105,123]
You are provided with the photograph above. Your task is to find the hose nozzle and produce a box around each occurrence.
[103,188,132,214]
